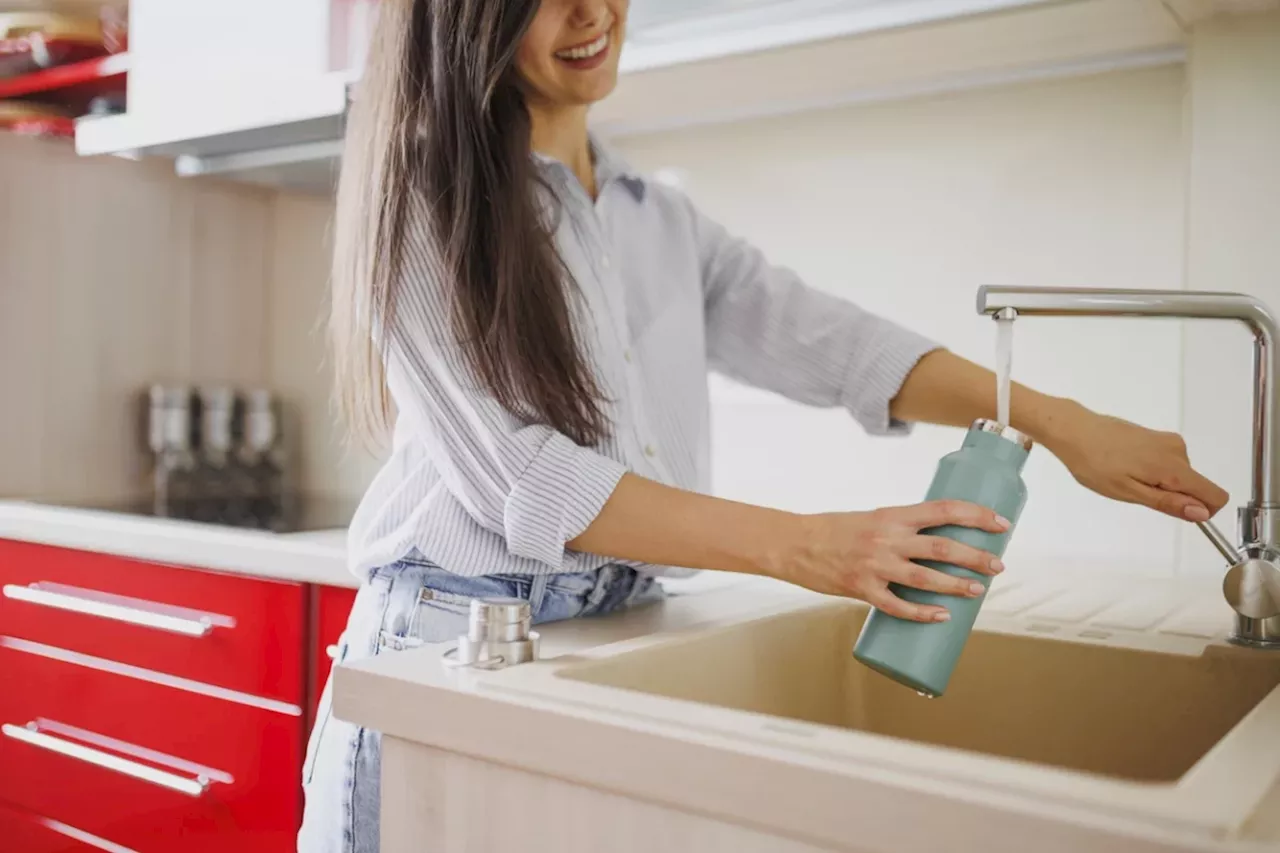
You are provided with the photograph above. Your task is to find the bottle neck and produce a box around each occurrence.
[961,428,1031,472]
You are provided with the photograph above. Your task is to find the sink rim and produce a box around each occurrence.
[487,597,1280,840]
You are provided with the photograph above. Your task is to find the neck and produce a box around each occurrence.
[528,102,595,197]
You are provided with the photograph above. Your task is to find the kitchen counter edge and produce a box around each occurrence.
[0,500,358,588]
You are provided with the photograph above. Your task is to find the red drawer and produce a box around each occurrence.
[0,799,133,853]
[0,638,303,853]
[312,584,358,716]
[0,538,306,705]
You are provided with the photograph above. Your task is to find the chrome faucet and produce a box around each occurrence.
[976,286,1280,649]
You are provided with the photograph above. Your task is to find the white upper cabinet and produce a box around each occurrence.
[71,0,1270,194]
[75,0,353,191]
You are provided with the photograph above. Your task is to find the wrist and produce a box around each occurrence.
[744,509,810,581]
[1016,390,1088,455]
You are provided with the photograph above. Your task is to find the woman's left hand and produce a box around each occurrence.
[1046,407,1229,522]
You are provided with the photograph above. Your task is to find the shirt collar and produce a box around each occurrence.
[533,133,647,202]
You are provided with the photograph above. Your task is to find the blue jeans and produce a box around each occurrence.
[297,553,665,853]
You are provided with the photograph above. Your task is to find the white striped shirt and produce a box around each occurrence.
[347,140,939,580]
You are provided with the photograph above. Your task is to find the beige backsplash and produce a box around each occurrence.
[0,134,384,506]
[0,135,273,503]
[267,192,384,504]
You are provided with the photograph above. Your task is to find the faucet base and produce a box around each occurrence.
[1229,614,1280,649]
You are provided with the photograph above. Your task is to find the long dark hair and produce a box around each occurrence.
[331,0,608,447]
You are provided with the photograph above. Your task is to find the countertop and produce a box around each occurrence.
[0,499,356,587]
[334,571,1280,853]
[0,500,748,595]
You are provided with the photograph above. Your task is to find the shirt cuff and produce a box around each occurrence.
[503,434,628,566]
[841,323,942,436]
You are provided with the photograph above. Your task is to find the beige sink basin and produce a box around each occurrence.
[558,602,1280,785]
[340,575,1280,847]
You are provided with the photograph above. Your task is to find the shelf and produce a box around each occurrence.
[76,70,350,160]
[0,52,128,100]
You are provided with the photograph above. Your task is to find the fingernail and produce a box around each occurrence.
[969,582,985,596]
[995,515,1011,531]
[933,610,952,622]
[990,558,1005,574]
[1184,505,1210,522]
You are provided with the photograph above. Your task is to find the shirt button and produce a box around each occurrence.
[601,255,610,270]
[623,349,633,363]
[644,444,657,458]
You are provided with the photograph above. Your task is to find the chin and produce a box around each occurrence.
[574,74,619,106]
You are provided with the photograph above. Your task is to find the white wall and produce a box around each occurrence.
[614,65,1191,578]
[1178,11,1280,573]
[0,135,273,503]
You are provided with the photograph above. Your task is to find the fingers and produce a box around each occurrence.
[865,584,952,623]
[1157,466,1229,516]
[905,535,1004,576]
[898,500,1010,533]
[884,558,989,597]
[1126,479,1213,521]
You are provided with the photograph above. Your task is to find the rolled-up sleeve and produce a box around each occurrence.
[689,198,940,435]
[384,208,627,568]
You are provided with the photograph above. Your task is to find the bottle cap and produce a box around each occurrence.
[972,419,1033,451]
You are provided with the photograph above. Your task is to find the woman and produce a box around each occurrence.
[300,0,1228,849]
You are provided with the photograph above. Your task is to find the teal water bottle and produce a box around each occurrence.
[852,419,1032,698]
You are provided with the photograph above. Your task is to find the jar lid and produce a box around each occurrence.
[972,418,1033,451]
[470,597,531,625]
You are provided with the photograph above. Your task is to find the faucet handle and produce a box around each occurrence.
[1198,519,1280,621]
[1197,519,1244,566]
[1224,559,1280,620]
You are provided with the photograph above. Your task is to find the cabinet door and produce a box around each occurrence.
[0,799,117,853]
[127,0,333,116]
[0,538,306,705]
[0,639,302,853]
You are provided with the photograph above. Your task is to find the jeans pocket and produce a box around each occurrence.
[412,589,476,643]
[421,588,476,616]
[539,572,601,623]
[545,571,598,598]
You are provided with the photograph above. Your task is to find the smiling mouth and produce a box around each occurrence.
[554,30,610,62]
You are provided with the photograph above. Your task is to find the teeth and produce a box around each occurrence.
[556,32,608,61]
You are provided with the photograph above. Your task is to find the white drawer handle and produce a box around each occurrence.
[326,644,340,660]
[2,582,233,637]
[3,722,210,797]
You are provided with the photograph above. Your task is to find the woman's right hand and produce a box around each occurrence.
[776,501,1010,623]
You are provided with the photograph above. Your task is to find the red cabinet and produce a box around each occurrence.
[0,799,116,853]
[0,538,361,853]
[0,640,302,853]
[312,584,358,717]
[0,539,307,704]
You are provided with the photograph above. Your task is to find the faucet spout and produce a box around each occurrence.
[977,286,1280,510]
[976,286,1280,649]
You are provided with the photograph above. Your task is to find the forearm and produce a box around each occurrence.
[889,349,1086,452]
[568,473,801,577]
